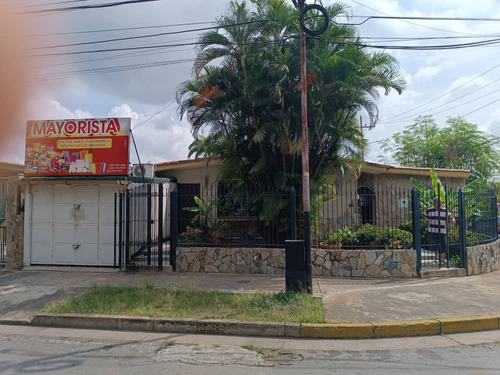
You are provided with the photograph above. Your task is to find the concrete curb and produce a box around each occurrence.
[16,313,500,339]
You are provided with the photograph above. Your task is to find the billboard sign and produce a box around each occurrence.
[24,118,131,176]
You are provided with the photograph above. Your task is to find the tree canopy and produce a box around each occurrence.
[177,0,406,189]
[378,115,500,182]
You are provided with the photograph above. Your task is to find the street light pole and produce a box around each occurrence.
[299,24,313,294]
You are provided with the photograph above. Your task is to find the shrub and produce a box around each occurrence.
[375,227,413,249]
[326,226,358,245]
[355,224,378,244]
[178,226,204,245]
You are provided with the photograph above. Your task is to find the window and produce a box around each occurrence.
[0,179,6,220]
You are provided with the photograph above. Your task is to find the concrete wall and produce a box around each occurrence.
[466,239,500,276]
[156,164,218,198]
[176,247,418,278]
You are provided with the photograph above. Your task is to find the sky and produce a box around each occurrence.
[2,0,500,166]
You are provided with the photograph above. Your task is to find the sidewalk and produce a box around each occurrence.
[1,268,500,324]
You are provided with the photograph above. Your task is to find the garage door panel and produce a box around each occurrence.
[31,245,53,264]
[76,225,98,244]
[100,186,121,204]
[54,186,75,204]
[54,205,74,224]
[54,225,74,244]
[74,245,98,265]
[32,205,53,223]
[99,226,114,244]
[32,225,53,244]
[77,205,98,224]
[32,186,53,204]
[53,245,75,264]
[99,244,115,266]
[99,204,115,224]
[78,187,99,204]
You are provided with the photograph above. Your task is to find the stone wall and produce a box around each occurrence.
[466,239,500,276]
[176,247,417,278]
[5,177,24,269]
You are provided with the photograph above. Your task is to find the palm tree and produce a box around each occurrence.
[176,0,406,189]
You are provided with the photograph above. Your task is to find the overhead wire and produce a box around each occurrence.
[380,79,500,125]
[20,0,161,15]
[346,0,491,35]
[380,62,500,122]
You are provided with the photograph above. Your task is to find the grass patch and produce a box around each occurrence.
[43,284,325,323]
[241,344,275,358]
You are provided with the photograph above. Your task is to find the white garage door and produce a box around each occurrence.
[30,184,121,266]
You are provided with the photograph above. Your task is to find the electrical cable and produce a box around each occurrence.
[132,100,177,130]
[32,37,287,57]
[380,62,500,122]
[20,0,160,15]
[380,82,500,125]
[32,21,215,37]
[346,0,498,35]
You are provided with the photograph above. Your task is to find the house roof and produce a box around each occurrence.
[154,157,470,178]
[155,157,219,171]
[363,161,470,178]
[0,161,24,175]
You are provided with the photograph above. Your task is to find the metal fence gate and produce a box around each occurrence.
[115,183,178,271]
[0,226,5,264]
[412,186,498,274]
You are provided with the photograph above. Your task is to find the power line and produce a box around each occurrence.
[36,58,195,81]
[32,21,214,36]
[380,78,500,125]
[132,100,177,130]
[20,0,160,15]
[38,44,196,68]
[20,0,93,8]
[381,62,500,122]
[346,0,479,35]
[32,37,286,57]
[32,20,268,50]
[462,97,500,117]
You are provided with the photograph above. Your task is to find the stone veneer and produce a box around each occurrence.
[5,176,24,269]
[466,239,500,276]
[176,247,417,278]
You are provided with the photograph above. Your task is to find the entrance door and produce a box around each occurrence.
[30,184,118,266]
[358,186,375,225]
[177,183,200,235]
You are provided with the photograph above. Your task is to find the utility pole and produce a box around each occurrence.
[292,1,329,293]
[299,4,313,294]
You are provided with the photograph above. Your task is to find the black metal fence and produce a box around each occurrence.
[414,184,498,271]
[176,181,414,249]
[311,182,413,249]
[178,182,297,247]
[0,225,5,264]
[115,183,174,271]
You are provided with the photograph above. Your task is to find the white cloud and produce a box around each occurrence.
[414,65,442,80]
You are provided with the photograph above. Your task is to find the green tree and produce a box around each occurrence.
[177,0,405,189]
[379,116,500,182]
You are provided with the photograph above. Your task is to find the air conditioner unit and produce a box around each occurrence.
[131,163,154,178]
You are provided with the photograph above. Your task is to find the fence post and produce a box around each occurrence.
[146,184,152,267]
[125,190,130,269]
[491,192,498,241]
[411,188,422,275]
[170,188,178,271]
[290,186,296,241]
[157,184,163,271]
[114,192,117,268]
[458,189,467,269]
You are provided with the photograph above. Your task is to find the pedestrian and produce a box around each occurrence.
[422,197,456,264]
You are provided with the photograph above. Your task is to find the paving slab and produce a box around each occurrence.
[1,268,500,325]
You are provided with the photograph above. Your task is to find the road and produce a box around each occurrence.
[0,325,499,374]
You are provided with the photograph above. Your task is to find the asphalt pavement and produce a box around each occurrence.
[0,325,499,374]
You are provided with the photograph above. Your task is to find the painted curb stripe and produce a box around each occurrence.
[8,313,500,339]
